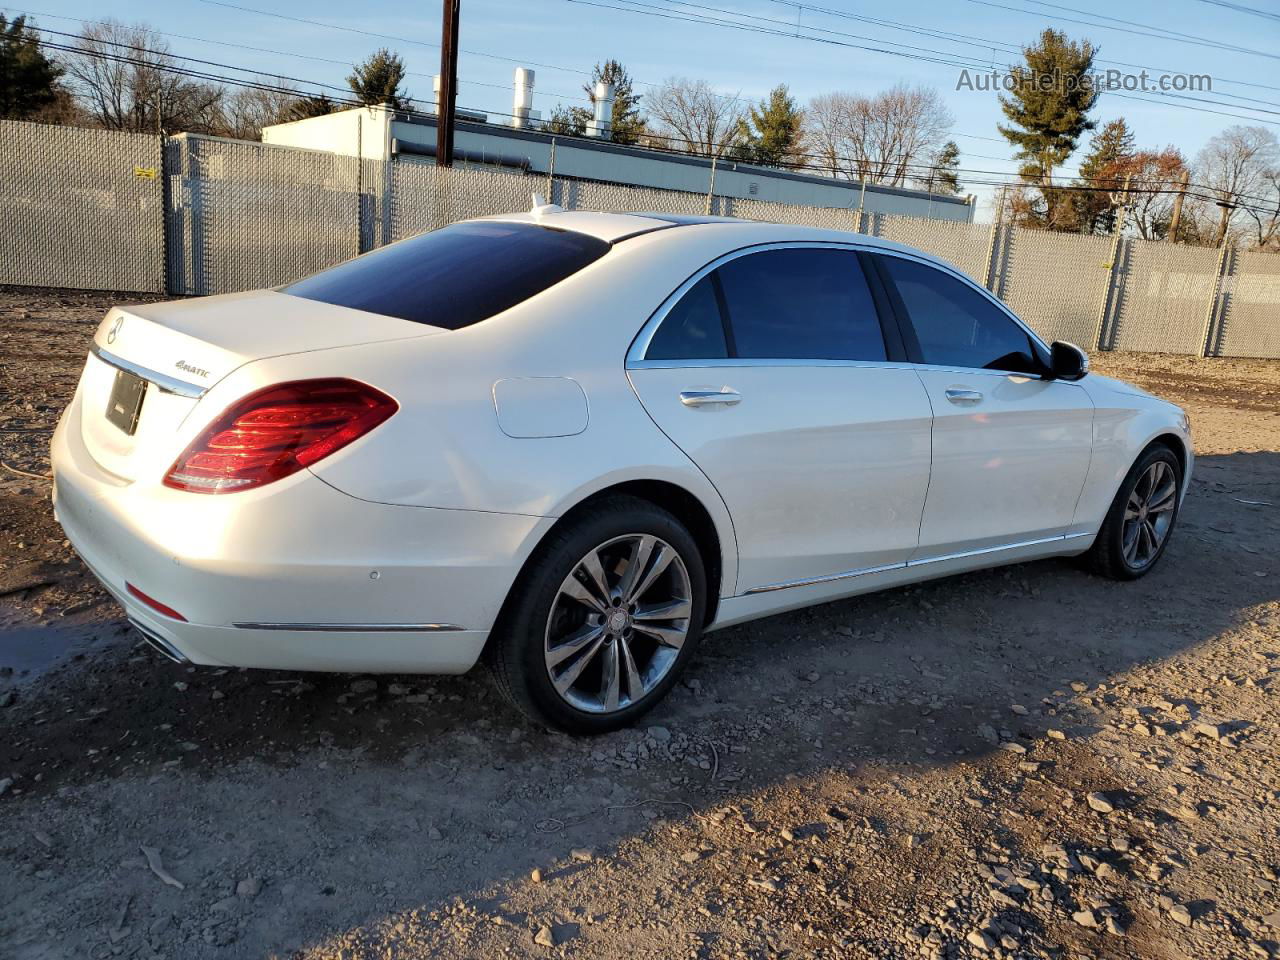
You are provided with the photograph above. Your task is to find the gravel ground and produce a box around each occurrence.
[1,287,1279,960]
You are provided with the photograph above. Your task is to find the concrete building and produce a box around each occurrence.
[263,89,974,222]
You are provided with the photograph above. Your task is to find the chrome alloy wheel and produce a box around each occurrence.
[544,534,693,714]
[1122,459,1178,569]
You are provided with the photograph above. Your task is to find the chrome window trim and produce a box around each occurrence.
[866,247,1056,375]
[741,531,1092,595]
[626,240,889,369]
[625,239,1055,375]
[231,621,466,632]
[90,343,208,399]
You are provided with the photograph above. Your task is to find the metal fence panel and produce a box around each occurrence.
[1110,241,1221,355]
[1215,249,1280,359]
[166,136,360,296]
[556,176,708,217]
[997,229,1114,347]
[725,197,857,232]
[0,120,163,292]
[392,161,534,241]
[865,213,993,284]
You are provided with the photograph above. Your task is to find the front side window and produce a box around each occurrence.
[879,256,1043,374]
[283,221,610,329]
[716,249,887,362]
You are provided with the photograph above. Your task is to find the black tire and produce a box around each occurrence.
[485,495,707,734]
[1086,443,1183,581]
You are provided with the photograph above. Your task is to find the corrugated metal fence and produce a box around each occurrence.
[1,120,1277,358]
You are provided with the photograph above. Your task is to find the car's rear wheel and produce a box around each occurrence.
[1087,444,1182,580]
[486,496,707,733]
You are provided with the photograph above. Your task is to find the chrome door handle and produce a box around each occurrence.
[680,389,741,407]
[944,389,983,406]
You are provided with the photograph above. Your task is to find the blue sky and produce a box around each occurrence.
[13,0,1280,219]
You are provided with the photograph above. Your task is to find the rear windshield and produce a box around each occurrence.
[282,221,611,329]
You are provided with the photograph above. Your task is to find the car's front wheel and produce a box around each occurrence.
[487,496,707,734]
[1087,444,1183,580]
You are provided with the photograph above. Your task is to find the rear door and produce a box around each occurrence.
[870,253,1094,560]
[626,244,933,595]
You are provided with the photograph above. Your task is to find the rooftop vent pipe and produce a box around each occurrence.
[586,82,614,139]
[512,67,540,130]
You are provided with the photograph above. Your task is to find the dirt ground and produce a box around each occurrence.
[1,287,1279,960]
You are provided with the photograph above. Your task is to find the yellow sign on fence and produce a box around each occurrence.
[133,166,158,179]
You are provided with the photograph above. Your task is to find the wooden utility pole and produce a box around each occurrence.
[1167,169,1189,243]
[436,0,460,167]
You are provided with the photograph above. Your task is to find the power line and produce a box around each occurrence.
[1193,0,1280,22]
[14,7,596,103]
[23,23,1277,212]
[572,0,1280,126]
[958,0,1280,61]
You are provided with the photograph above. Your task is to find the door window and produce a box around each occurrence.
[717,249,887,361]
[644,274,729,360]
[642,247,887,363]
[879,256,1044,374]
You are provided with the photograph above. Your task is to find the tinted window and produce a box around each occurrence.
[716,249,886,361]
[880,257,1042,374]
[283,221,610,329]
[646,275,729,360]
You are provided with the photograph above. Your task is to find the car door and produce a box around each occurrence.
[870,253,1095,560]
[626,244,934,595]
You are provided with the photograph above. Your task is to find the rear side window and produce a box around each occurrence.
[645,275,729,360]
[879,256,1042,374]
[715,248,886,361]
[282,221,610,329]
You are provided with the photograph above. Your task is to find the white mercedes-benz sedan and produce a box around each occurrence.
[51,205,1192,732]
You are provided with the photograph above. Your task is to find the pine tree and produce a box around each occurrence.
[734,85,803,167]
[347,49,409,110]
[917,140,962,195]
[1071,118,1136,234]
[286,93,339,122]
[0,15,64,120]
[999,29,1099,229]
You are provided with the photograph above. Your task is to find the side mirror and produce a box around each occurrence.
[1049,341,1089,381]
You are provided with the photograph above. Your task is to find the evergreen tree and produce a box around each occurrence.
[1071,118,1136,233]
[734,84,803,167]
[998,29,1099,229]
[285,93,339,122]
[347,49,409,109]
[916,140,962,194]
[0,15,64,120]
[550,60,645,143]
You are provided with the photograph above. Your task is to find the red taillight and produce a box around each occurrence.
[126,582,188,621]
[163,378,398,494]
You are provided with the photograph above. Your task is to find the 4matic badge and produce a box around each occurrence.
[175,360,210,378]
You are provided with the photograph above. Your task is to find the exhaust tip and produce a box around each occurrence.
[128,619,190,664]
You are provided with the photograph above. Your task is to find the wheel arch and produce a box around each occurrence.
[492,478,731,641]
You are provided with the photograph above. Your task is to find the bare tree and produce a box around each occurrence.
[1194,125,1280,246]
[803,84,952,188]
[646,77,746,158]
[219,81,302,140]
[1126,148,1190,241]
[63,20,223,134]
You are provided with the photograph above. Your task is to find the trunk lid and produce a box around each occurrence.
[78,289,437,481]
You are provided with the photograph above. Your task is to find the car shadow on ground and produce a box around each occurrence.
[1,450,1277,957]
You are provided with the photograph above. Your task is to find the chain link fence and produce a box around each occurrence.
[0,120,163,292]
[2,120,1278,358]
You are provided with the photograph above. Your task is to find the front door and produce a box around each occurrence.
[627,245,934,593]
[872,253,1094,559]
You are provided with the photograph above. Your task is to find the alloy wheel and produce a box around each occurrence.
[1121,460,1177,569]
[544,534,692,714]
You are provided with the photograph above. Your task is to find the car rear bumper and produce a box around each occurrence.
[51,391,552,673]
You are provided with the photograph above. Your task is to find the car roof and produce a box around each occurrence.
[478,208,928,257]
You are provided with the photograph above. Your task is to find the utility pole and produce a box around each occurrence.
[1167,169,1189,243]
[436,0,460,167]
